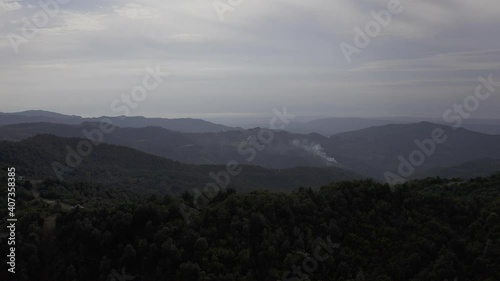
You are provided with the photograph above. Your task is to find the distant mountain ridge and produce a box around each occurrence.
[0,110,236,133]
[286,117,397,136]
[0,134,361,194]
[0,122,341,169]
[1,121,499,180]
[0,110,79,119]
[327,122,500,178]
[285,116,500,136]
[3,110,500,135]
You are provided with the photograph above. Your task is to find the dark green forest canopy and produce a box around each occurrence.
[1,175,499,281]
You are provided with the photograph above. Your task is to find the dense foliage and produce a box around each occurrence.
[1,174,500,281]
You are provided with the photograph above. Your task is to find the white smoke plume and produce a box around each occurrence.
[291,139,338,164]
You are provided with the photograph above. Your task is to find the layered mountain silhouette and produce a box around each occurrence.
[0,122,341,169]
[0,134,360,194]
[286,116,500,136]
[327,122,500,178]
[286,117,396,136]
[0,110,235,133]
[3,110,500,135]
[1,121,499,180]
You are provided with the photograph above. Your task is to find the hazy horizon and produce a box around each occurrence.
[2,2,500,280]
[3,109,500,130]
[2,0,500,118]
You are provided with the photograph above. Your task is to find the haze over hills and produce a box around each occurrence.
[0,134,361,194]
[284,116,500,136]
[415,158,500,179]
[1,121,500,180]
[326,122,500,179]
[3,0,500,279]
[285,118,397,136]
[0,110,236,133]
[4,110,500,137]
[0,122,340,169]
[388,117,500,136]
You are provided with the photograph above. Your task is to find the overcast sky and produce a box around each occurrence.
[1,0,500,120]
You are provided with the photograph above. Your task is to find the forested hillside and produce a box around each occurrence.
[2,122,500,180]
[0,135,360,194]
[1,175,499,281]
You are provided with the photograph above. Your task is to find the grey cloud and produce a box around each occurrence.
[1,0,500,118]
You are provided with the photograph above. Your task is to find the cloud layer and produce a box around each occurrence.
[1,0,499,119]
